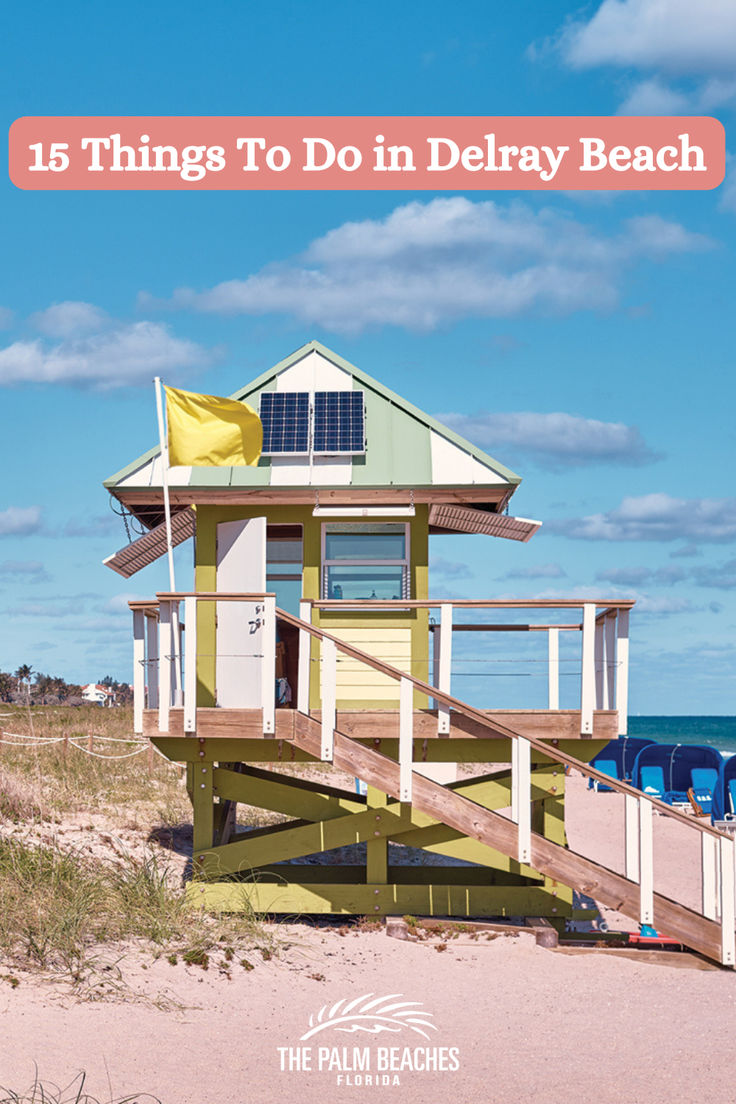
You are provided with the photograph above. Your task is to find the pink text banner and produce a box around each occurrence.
[9,116,725,191]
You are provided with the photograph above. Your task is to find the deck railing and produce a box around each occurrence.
[307,597,634,736]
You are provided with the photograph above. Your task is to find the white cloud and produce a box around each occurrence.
[559,0,736,75]
[436,410,658,468]
[500,582,694,615]
[0,321,211,388]
[0,506,42,537]
[0,560,50,582]
[618,78,692,115]
[31,301,109,338]
[692,559,736,589]
[542,0,736,114]
[501,563,567,579]
[595,565,686,586]
[429,557,473,580]
[549,493,736,542]
[153,198,709,333]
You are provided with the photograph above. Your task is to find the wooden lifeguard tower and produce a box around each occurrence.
[102,341,736,964]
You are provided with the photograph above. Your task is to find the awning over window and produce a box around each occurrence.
[428,504,541,542]
[103,508,195,578]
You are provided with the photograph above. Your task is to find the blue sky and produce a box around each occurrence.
[0,0,734,712]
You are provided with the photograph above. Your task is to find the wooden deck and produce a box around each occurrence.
[142,707,619,742]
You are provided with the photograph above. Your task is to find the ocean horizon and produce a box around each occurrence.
[628,716,736,756]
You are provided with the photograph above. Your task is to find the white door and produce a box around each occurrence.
[216,518,267,708]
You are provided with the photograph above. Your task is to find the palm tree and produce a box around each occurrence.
[14,664,33,704]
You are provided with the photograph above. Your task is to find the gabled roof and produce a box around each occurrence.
[104,341,522,499]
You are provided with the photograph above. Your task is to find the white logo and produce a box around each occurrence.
[300,992,437,1041]
[278,991,460,1086]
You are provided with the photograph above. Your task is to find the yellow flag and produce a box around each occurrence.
[165,385,263,467]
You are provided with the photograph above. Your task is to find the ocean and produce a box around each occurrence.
[628,716,736,757]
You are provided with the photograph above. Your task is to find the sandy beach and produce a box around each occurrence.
[1,770,733,1104]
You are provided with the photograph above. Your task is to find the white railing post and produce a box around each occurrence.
[132,609,145,735]
[702,832,718,921]
[625,793,640,882]
[616,608,630,736]
[580,603,596,735]
[146,612,159,710]
[297,600,312,714]
[514,736,531,865]
[511,737,519,822]
[603,611,616,711]
[321,636,336,762]
[171,602,183,707]
[183,596,197,734]
[594,617,604,710]
[547,628,560,710]
[719,835,735,967]
[437,603,453,735]
[399,677,413,803]
[639,797,654,927]
[261,595,276,736]
[158,600,171,733]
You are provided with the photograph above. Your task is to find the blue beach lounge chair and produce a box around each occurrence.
[728,779,736,817]
[688,767,719,815]
[639,765,666,799]
[591,759,619,792]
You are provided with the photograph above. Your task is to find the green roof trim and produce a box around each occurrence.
[104,340,521,490]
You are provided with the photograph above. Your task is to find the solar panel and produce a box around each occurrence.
[260,391,310,454]
[313,391,365,454]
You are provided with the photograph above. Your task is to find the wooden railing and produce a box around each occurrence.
[307,597,634,736]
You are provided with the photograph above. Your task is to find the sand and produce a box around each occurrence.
[1,772,734,1104]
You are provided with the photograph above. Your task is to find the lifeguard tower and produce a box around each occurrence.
[100,341,736,965]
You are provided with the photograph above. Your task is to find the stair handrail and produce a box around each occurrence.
[277,606,726,840]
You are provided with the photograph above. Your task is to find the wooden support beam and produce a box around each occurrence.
[212,764,364,821]
[191,761,214,874]
[186,880,559,918]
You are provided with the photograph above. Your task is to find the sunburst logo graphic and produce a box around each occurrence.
[300,993,437,1041]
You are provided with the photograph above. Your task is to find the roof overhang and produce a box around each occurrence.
[103,508,195,578]
[429,504,541,542]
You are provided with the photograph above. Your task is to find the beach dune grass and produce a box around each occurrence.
[0,706,275,983]
[0,1069,160,1103]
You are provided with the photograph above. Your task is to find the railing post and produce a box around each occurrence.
[171,602,183,707]
[719,835,735,967]
[261,595,276,736]
[146,612,159,710]
[639,797,654,927]
[158,600,171,733]
[594,616,604,710]
[183,596,197,734]
[513,736,531,865]
[399,677,413,803]
[297,600,312,714]
[321,636,336,761]
[702,832,718,921]
[616,608,630,736]
[132,609,145,735]
[603,611,616,710]
[437,603,453,735]
[580,603,596,735]
[547,628,559,710]
[625,793,640,882]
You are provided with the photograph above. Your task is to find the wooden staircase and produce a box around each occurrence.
[290,711,727,963]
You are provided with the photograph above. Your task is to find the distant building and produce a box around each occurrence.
[81,683,115,706]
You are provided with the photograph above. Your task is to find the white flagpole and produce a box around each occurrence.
[154,376,176,592]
